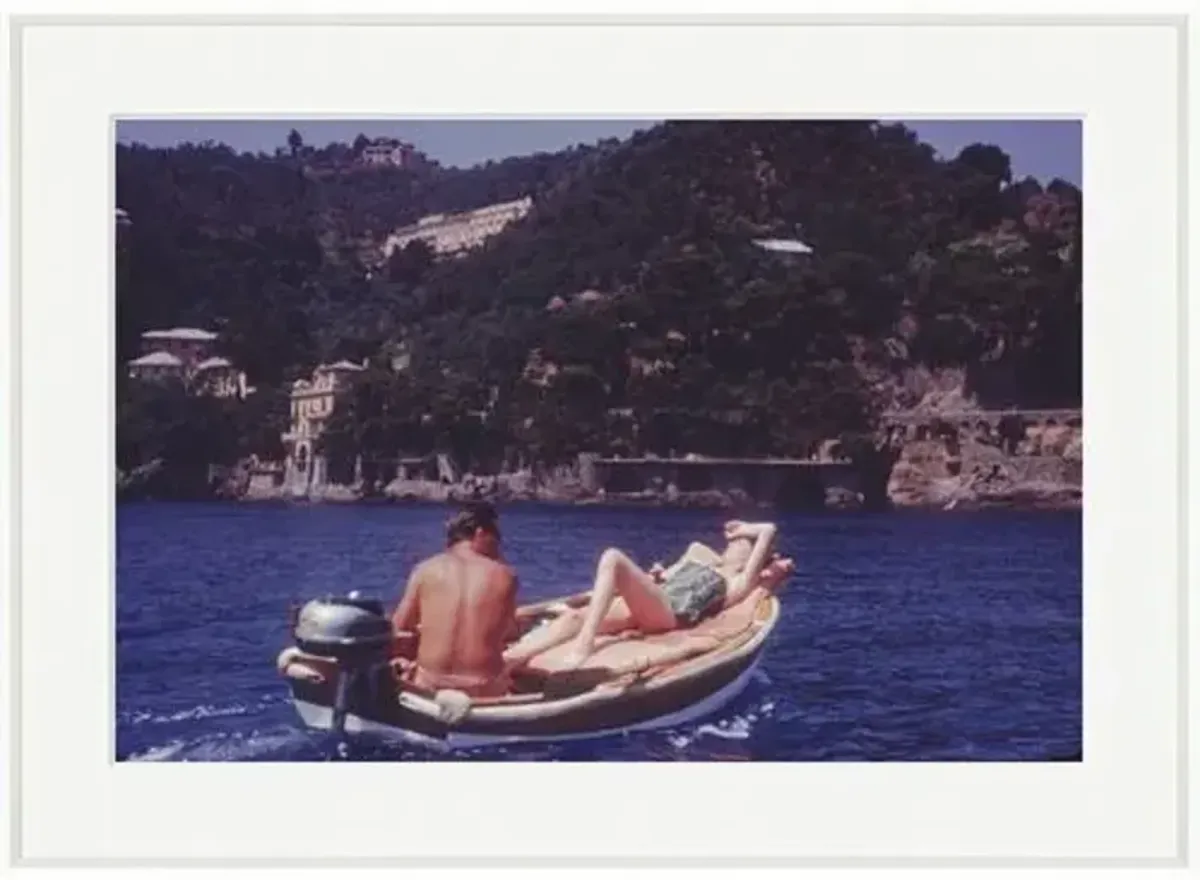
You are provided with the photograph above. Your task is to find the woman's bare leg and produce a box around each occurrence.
[503,612,583,668]
[503,598,638,669]
[560,549,676,669]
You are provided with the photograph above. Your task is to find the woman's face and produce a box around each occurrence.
[721,538,753,572]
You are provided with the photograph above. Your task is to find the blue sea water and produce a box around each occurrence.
[116,502,1081,762]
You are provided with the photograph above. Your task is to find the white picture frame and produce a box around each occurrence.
[4,7,1190,877]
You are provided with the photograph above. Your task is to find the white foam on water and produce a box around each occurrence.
[127,740,190,762]
[695,716,753,741]
[201,729,310,761]
[666,695,773,750]
[122,694,281,726]
[125,724,319,762]
[164,703,249,723]
[654,659,804,755]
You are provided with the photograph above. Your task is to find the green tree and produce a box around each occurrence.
[116,120,1081,493]
[287,128,304,158]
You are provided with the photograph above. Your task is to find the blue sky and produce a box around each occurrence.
[116,118,1081,185]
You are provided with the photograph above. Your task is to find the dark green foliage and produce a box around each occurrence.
[115,377,287,498]
[116,122,1081,489]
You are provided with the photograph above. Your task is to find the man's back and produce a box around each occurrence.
[393,546,517,695]
[414,549,516,680]
[391,501,518,696]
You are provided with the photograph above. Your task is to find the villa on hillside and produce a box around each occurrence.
[127,350,188,382]
[360,137,418,169]
[302,138,430,179]
[752,237,813,255]
[138,326,217,364]
[382,196,533,260]
[281,360,367,490]
[192,356,250,398]
[126,327,252,399]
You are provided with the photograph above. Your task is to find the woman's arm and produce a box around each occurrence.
[724,522,778,606]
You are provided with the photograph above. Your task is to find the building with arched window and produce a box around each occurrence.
[281,360,366,491]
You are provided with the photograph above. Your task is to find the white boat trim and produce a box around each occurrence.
[292,655,761,751]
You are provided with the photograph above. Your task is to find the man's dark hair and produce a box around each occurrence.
[446,501,500,546]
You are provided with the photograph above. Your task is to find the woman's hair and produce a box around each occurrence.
[446,501,500,546]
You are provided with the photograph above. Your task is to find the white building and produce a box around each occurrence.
[383,196,533,259]
[282,360,367,490]
[127,350,185,382]
[138,327,219,365]
[127,327,250,399]
[194,356,251,398]
[752,238,814,255]
[360,138,416,168]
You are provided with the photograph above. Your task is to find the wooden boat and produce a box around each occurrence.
[276,584,784,750]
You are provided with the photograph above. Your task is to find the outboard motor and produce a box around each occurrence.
[291,592,393,735]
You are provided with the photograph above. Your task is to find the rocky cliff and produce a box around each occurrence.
[879,370,1081,510]
[887,434,1081,510]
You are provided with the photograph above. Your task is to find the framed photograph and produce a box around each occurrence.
[6,8,1188,874]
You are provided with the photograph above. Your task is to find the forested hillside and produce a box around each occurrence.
[115,121,1081,492]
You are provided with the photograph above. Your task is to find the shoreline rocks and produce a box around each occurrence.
[122,415,1083,512]
[886,436,1081,511]
[227,464,1080,512]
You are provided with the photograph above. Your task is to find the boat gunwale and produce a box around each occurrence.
[391,593,780,723]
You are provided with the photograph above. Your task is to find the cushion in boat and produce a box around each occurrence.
[527,590,765,678]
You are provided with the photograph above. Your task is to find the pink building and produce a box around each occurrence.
[139,327,218,369]
[127,350,186,382]
[128,327,251,399]
[193,356,250,399]
[360,138,417,168]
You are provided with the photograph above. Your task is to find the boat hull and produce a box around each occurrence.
[290,655,761,750]
[282,591,780,750]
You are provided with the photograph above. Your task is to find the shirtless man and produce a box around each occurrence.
[391,501,519,697]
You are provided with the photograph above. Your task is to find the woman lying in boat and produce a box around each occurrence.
[505,520,790,671]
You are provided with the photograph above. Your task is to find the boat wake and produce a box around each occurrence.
[122,702,254,726]
[125,725,324,762]
[119,693,328,762]
[120,670,801,762]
